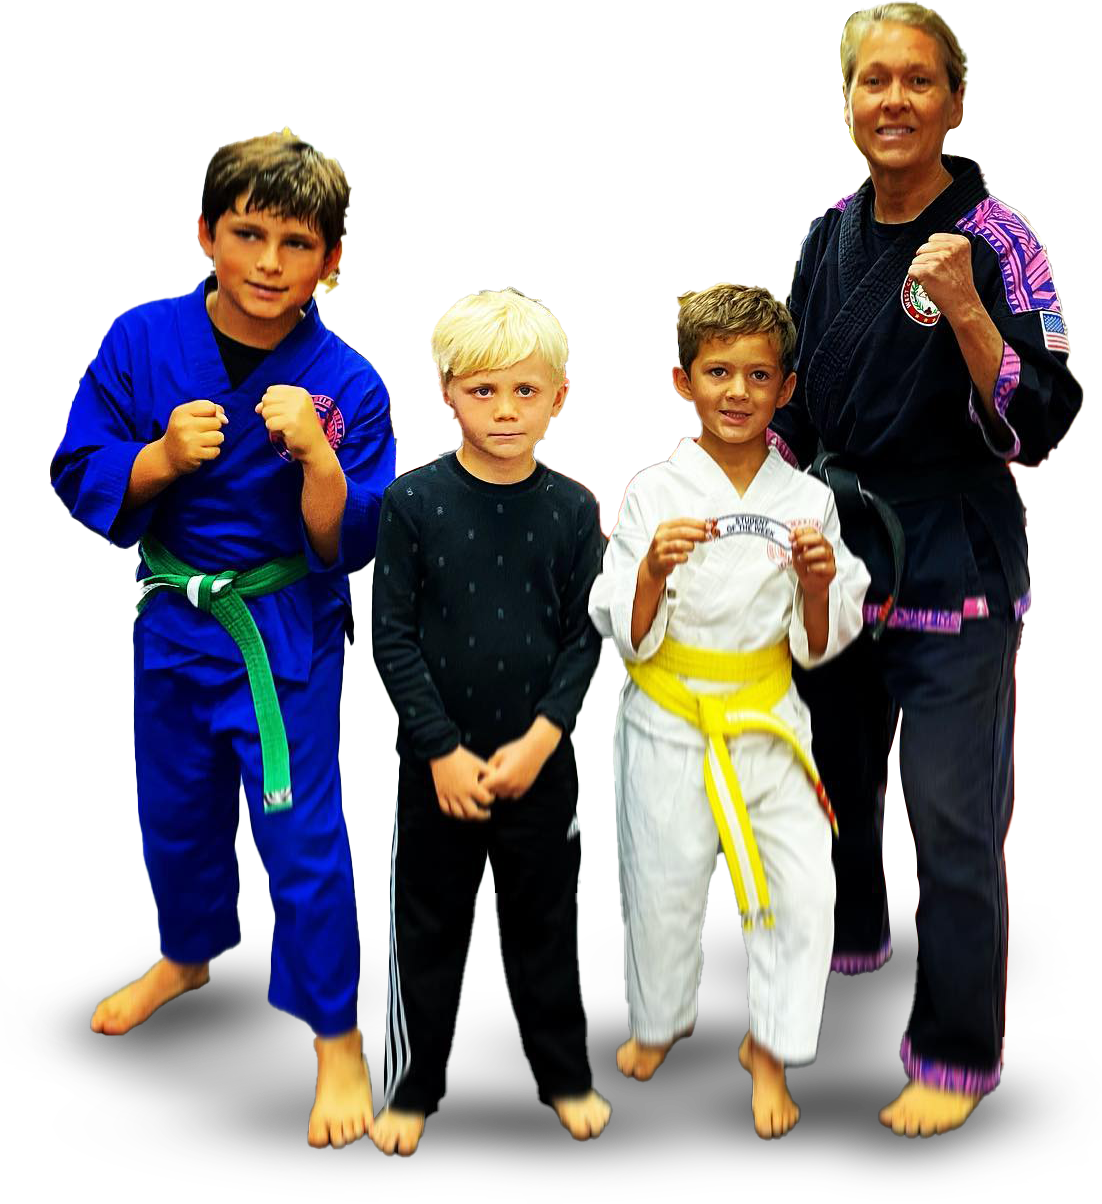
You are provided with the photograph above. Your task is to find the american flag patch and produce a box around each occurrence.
[1040,310,1070,353]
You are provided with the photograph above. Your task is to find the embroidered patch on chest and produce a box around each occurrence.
[272,394,345,462]
[901,275,941,326]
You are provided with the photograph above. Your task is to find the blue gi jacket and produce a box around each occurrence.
[51,280,396,679]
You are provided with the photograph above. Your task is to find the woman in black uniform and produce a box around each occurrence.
[769,3,1081,1135]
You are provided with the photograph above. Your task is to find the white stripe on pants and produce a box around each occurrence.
[615,716,834,1063]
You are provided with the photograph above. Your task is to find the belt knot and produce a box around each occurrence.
[696,694,728,736]
[184,572,236,613]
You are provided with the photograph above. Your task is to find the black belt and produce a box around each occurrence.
[808,453,1010,640]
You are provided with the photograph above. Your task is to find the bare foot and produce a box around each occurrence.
[553,1089,611,1140]
[90,958,209,1034]
[372,1108,426,1156]
[739,1032,800,1138]
[879,1081,980,1137]
[308,1029,374,1149]
[616,1027,692,1081]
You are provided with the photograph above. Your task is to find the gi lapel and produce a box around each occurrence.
[805,157,988,434]
[178,280,328,457]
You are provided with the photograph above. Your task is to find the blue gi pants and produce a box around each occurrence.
[133,615,359,1036]
[794,616,1019,1092]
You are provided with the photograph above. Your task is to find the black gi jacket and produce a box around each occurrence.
[771,157,1081,630]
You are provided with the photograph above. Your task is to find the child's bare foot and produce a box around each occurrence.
[308,1029,374,1149]
[552,1089,611,1140]
[738,1032,800,1139]
[616,1027,692,1081]
[879,1081,980,1137]
[372,1108,426,1156]
[90,957,209,1034]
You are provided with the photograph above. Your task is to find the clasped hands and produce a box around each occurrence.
[429,715,562,821]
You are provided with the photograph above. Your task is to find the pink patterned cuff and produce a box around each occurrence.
[901,1036,1001,1096]
[968,343,1022,461]
[831,940,892,975]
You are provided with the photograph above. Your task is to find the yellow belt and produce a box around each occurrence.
[626,638,837,929]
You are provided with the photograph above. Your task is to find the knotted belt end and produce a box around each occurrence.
[815,779,840,837]
[263,787,293,814]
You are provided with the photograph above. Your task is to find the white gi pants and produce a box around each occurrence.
[615,714,835,1063]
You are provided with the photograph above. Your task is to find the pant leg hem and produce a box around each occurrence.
[631,1006,696,1047]
[537,1080,594,1105]
[831,939,892,976]
[161,930,240,966]
[749,1024,819,1068]
[267,991,358,1038]
[901,1035,1001,1096]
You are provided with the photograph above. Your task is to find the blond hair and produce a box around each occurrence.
[841,4,967,95]
[676,284,796,374]
[432,288,568,384]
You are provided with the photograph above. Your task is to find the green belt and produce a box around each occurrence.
[137,534,310,813]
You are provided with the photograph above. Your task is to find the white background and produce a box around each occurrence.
[3,0,1097,1198]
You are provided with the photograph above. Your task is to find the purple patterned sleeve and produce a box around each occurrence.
[967,342,1022,461]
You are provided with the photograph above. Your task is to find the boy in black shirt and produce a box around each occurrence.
[371,288,610,1154]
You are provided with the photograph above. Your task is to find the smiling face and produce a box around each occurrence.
[198,192,340,347]
[845,21,963,183]
[443,352,568,483]
[674,332,795,463]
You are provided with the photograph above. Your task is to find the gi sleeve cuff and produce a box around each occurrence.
[967,342,1022,461]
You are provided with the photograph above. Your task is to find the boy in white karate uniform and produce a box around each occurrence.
[589,284,870,1138]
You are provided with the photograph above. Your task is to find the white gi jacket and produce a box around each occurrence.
[590,439,871,743]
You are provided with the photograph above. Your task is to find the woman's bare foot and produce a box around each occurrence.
[90,958,210,1034]
[308,1030,373,1149]
[552,1090,611,1140]
[879,1081,980,1137]
[616,1027,692,1081]
[739,1032,800,1138]
[372,1108,426,1156]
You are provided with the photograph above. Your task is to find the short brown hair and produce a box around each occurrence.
[676,284,796,375]
[841,4,967,95]
[202,131,351,251]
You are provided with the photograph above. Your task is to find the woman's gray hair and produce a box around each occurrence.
[841,4,967,95]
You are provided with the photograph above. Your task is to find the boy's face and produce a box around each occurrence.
[673,332,795,457]
[198,193,340,339]
[443,352,567,477]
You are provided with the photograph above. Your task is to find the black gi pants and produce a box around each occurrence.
[383,741,592,1115]
[794,616,1019,1092]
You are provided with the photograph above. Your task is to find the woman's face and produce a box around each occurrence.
[844,21,963,180]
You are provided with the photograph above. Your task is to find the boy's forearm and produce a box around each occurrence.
[525,715,562,759]
[301,446,347,566]
[803,593,829,657]
[630,562,664,650]
[123,438,178,510]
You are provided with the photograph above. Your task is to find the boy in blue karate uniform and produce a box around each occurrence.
[51,131,395,1148]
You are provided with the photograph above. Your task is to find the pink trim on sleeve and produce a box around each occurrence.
[968,343,1022,461]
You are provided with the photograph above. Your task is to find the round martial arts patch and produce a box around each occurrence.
[901,275,941,326]
[272,394,345,462]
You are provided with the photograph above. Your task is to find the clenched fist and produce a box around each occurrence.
[908,233,980,323]
[790,525,836,599]
[256,385,330,464]
[163,400,227,474]
[641,517,709,585]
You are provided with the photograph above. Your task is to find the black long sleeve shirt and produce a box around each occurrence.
[372,453,605,762]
